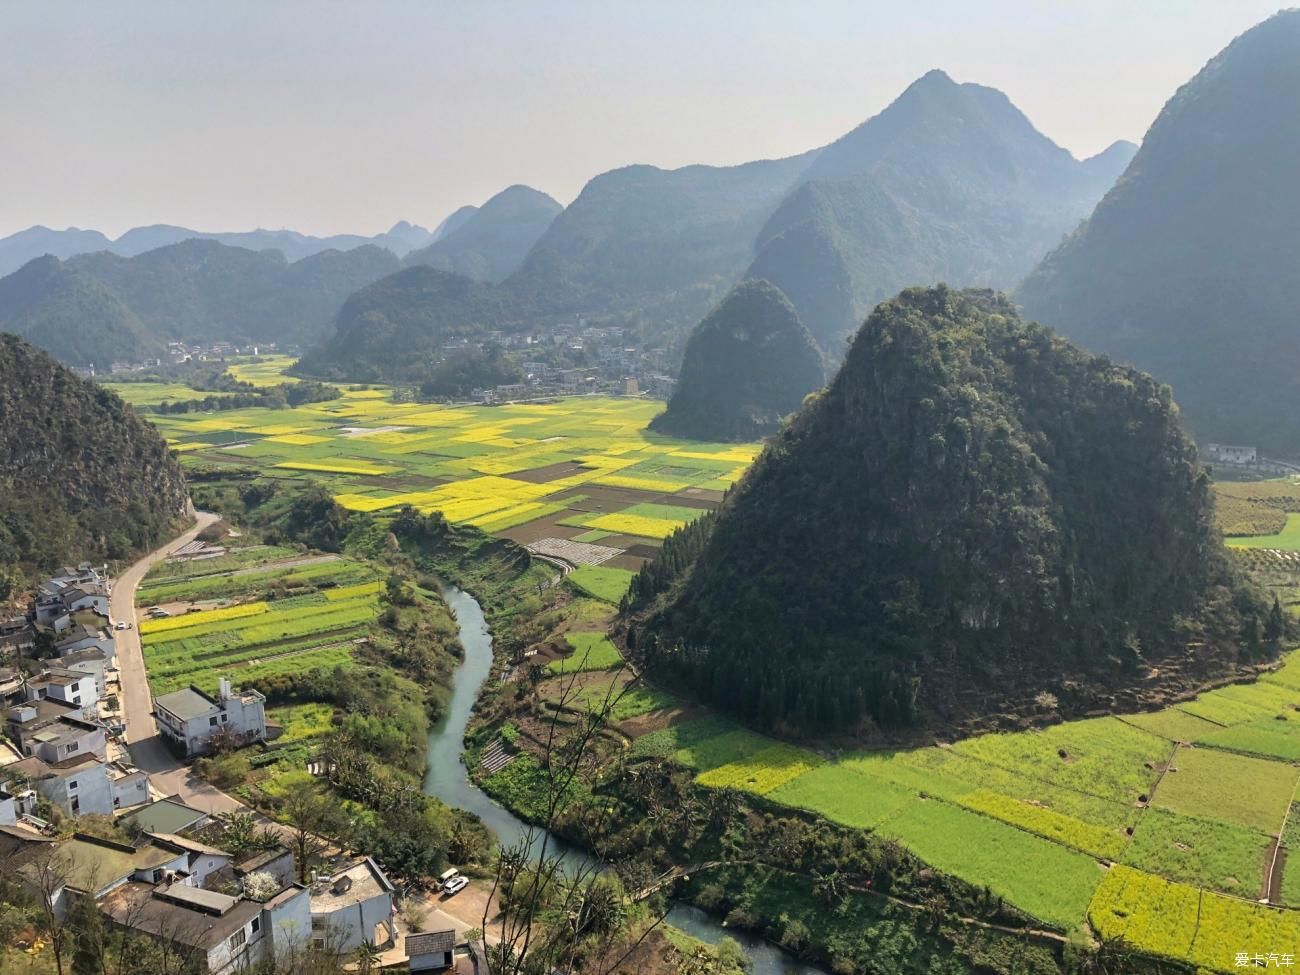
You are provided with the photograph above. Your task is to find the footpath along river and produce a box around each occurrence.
[422,582,829,975]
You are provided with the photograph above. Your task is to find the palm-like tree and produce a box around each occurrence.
[353,939,382,975]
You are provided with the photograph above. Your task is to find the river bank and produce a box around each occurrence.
[422,579,830,975]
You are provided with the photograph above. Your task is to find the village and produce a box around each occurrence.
[1,562,476,974]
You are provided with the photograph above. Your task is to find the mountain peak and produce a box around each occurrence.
[1018,9,1300,450]
[639,286,1264,735]
[649,279,825,441]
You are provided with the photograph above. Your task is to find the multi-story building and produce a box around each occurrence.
[154,680,266,758]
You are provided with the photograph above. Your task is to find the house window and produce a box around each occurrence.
[230,929,246,949]
[251,917,260,934]
[209,716,219,727]
[311,918,325,931]
[65,742,79,754]
[68,780,77,790]
[70,796,80,814]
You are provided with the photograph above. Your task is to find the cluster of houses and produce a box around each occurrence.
[2,793,458,974]
[0,566,463,973]
[0,565,148,818]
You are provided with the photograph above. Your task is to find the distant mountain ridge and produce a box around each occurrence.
[0,238,402,366]
[0,219,436,277]
[0,256,163,368]
[404,185,561,283]
[301,70,1131,382]
[745,70,1136,353]
[1018,10,1300,453]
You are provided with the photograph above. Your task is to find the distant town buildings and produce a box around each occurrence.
[1205,443,1258,466]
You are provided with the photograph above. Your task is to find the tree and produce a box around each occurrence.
[353,940,382,975]
[19,842,72,975]
[278,780,338,883]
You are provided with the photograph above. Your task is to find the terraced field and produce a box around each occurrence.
[548,649,1300,972]
[135,541,377,742]
[128,362,757,572]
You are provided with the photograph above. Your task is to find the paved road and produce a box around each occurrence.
[110,510,493,940]
[113,507,242,813]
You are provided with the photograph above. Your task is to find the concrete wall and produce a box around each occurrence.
[39,762,113,816]
[206,914,267,975]
[266,886,312,966]
[312,890,393,953]
[110,769,149,810]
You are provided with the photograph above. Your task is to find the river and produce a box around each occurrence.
[422,582,829,975]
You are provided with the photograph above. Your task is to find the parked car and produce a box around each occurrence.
[443,875,469,897]
[114,621,129,631]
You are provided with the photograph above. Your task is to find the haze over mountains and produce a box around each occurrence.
[0,219,436,278]
[404,185,562,283]
[1018,9,1300,453]
[296,70,1131,382]
[0,240,402,366]
[748,69,1135,352]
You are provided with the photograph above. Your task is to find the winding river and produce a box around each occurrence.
[422,582,829,975]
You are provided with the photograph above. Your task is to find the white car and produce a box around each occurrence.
[442,875,469,896]
[114,621,129,631]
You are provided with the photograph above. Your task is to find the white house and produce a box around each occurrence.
[4,699,106,763]
[53,612,116,664]
[407,929,457,971]
[1205,443,1258,466]
[154,681,266,758]
[101,882,268,973]
[308,857,395,953]
[52,648,110,699]
[33,565,110,625]
[26,668,100,712]
[6,754,147,817]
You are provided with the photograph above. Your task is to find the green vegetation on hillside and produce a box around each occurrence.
[0,238,401,367]
[404,184,561,283]
[637,286,1273,734]
[649,280,825,441]
[746,70,1133,353]
[0,335,187,589]
[293,266,515,382]
[0,255,163,367]
[1018,11,1300,451]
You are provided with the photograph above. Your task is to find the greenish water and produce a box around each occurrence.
[422,581,829,975]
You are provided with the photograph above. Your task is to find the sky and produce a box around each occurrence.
[0,0,1286,239]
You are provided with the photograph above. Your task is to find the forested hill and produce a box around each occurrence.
[0,239,401,366]
[633,286,1273,737]
[0,256,163,368]
[1017,10,1300,453]
[68,239,401,348]
[404,185,562,283]
[502,153,818,343]
[0,335,188,589]
[292,266,516,383]
[649,280,824,441]
[746,70,1135,355]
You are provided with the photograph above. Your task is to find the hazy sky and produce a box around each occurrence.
[0,1,1285,238]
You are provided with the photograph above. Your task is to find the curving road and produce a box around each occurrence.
[109,508,494,947]
[112,506,241,813]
